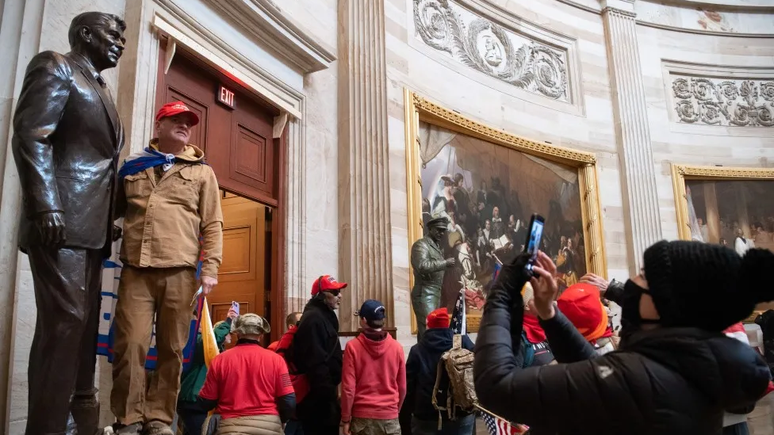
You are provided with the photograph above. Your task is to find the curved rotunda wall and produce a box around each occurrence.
[385,0,774,342]
[636,24,774,240]
[386,0,625,341]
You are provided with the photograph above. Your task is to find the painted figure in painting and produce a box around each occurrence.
[411,216,456,341]
[11,11,126,435]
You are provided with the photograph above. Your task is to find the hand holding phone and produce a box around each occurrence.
[523,214,545,277]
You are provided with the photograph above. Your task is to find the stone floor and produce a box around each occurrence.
[473,393,774,434]
[750,392,774,435]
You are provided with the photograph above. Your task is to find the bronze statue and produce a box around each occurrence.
[12,11,126,435]
[411,217,455,341]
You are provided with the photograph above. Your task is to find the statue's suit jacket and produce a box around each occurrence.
[411,236,448,299]
[12,51,124,254]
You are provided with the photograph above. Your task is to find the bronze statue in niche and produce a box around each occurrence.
[12,11,126,435]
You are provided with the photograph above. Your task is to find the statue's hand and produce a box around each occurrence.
[35,211,65,246]
[112,224,122,241]
[445,257,456,267]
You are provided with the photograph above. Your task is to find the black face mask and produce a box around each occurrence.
[620,279,660,337]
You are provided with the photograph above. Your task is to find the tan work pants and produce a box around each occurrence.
[110,265,198,425]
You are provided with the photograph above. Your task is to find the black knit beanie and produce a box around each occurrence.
[643,240,774,332]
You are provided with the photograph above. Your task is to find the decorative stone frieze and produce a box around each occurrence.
[672,77,774,127]
[413,0,569,101]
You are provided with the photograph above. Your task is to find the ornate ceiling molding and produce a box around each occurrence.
[207,0,336,73]
[413,0,570,102]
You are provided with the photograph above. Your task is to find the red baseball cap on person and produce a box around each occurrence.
[557,283,609,342]
[427,308,450,329]
[311,275,348,296]
[155,101,200,126]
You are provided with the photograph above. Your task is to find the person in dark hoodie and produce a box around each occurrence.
[474,241,774,435]
[291,275,347,435]
[404,308,475,435]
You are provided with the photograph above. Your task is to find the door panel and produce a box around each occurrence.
[212,192,266,324]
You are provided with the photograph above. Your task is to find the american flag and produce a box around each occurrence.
[450,288,466,334]
[481,408,529,435]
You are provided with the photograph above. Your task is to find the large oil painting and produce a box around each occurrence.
[672,165,774,313]
[405,91,606,332]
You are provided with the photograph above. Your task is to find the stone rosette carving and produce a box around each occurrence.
[672,77,774,127]
[414,0,568,101]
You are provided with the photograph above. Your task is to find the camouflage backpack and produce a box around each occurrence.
[432,334,477,425]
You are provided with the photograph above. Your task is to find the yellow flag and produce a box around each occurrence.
[201,298,220,368]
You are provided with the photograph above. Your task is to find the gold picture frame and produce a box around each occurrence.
[404,90,608,334]
[671,164,774,241]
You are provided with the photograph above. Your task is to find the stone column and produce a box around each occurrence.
[338,0,394,330]
[601,0,662,273]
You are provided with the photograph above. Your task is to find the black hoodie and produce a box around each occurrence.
[404,327,475,421]
[474,263,771,435]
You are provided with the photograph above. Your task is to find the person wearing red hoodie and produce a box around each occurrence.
[341,300,407,435]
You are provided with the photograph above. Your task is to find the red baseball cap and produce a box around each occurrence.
[311,275,348,296]
[155,101,200,126]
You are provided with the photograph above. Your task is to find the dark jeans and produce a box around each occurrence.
[286,419,305,435]
[177,402,208,435]
[411,415,475,435]
[723,422,750,435]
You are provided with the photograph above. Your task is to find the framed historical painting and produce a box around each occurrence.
[671,164,774,315]
[404,90,607,333]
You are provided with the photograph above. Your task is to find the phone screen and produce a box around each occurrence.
[526,219,544,262]
[231,301,240,315]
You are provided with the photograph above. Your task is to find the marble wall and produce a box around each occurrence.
[636,25,774,241]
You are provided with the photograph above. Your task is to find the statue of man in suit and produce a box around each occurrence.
[411,216,456,341]
[12,11,126,435]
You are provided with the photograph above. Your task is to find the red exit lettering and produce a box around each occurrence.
[217,85,235,108]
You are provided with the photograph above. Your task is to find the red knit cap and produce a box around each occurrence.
[427,308,450,329]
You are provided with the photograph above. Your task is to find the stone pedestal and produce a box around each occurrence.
[602,0,662,273]
[338,0,394,330]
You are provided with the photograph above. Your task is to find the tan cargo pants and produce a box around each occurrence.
[110,265,198,425]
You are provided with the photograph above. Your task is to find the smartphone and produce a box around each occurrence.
[523,214,545,274]
[231,301,240,315]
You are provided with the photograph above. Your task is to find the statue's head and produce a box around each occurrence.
[68,12,126,72]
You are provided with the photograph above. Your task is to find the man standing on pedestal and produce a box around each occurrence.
[411,216,455,341]
[110,102,223,435]
[12,11,126,435]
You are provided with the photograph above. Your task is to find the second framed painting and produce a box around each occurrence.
[671,164,774,315]
[404,91,607,333]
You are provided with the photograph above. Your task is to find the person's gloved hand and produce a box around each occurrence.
[491,252,532,302]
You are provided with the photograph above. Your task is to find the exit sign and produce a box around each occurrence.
[217,85,235,109]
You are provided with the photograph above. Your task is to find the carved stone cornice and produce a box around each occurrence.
[602,6,637,18]
[338,0,394,330]
[207,0,336,73]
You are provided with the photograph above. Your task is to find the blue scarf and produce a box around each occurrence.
[118,147,176,179]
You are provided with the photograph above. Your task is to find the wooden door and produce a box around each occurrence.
[155,41,286,340]
[211,191,266,333]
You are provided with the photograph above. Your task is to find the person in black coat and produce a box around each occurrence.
[403,308,475,435]
[474,241,774,435]
[291,275,347,435]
